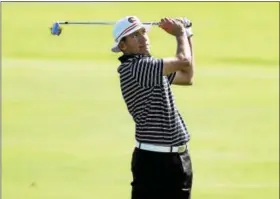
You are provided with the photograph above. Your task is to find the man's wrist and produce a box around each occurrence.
[175,29,187,37]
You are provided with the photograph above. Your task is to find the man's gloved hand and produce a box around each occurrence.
[175,17,193,38]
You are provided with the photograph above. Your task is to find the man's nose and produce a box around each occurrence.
[139,34,147,43]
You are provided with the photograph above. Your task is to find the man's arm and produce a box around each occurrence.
[172,35,194,86]
[131,17,192,88]
[160,18,192,76]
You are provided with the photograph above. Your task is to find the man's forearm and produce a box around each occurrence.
[181,36,194,79]
[170,19,195,85]
[188,36,193,62]
[180,34,194,71]
[175,33,192,61]
[186,35,194,67]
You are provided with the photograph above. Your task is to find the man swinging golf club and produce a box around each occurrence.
[112,16,194,199]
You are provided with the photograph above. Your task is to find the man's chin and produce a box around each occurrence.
[141,49,151,55]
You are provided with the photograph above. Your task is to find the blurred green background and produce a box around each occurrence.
[2,2,279,199]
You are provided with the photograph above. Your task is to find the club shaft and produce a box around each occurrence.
[57,21,160,26]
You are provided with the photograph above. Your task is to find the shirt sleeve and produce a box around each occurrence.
[130,57,163,87]
[167,72,177,84]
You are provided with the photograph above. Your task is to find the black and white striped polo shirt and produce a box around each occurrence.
[117,54,190,146]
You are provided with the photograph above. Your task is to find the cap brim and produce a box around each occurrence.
[111,24,152,53]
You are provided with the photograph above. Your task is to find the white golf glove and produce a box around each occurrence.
[176,17,193,38]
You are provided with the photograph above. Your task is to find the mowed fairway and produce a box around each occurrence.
[2,2,279,199]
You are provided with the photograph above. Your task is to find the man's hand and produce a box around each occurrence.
[176,17,192,28]
[175,17,193,38]
[159,18,185,37]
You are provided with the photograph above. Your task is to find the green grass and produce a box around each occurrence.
[2,2,279,199]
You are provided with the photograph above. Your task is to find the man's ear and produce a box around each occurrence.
[119,41,126,51]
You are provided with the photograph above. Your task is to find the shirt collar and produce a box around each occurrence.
[118,54,151,63]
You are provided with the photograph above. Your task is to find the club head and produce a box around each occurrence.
[50,22,62,36]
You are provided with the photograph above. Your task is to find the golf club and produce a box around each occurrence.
[50,20,192,36]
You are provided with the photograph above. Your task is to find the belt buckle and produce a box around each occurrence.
[178,145,186,153]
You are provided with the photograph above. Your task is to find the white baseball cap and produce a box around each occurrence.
[111,16,151,53]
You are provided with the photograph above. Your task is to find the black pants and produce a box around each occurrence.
[131,147,193,199]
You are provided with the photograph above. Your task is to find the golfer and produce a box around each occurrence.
[112,16,194,199]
